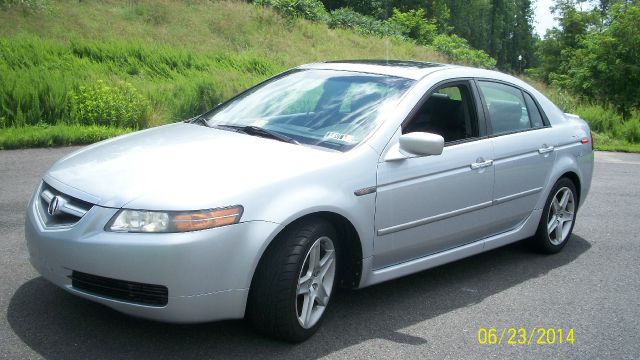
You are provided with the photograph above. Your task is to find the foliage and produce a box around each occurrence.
[525,75,640,145]
[327,7,402,37]
[557,3,639,118]
[429,0,452,33]
[69,80,150,128]
[326,6,495,68]
[320,0,387,18]
[385,8,437,45]
[321,0,536,71]
[432,34,496,68]
[254,0,329,21]
[532,1,640,119]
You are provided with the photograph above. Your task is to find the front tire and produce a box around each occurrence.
[531,178,577,253]
[247,218,337,342]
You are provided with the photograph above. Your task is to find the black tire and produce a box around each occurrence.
[247,218,338,342]
[530,177,578,254]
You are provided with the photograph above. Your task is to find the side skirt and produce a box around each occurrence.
[358,209,542,288]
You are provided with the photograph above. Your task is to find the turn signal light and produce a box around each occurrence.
[173,207,243,232]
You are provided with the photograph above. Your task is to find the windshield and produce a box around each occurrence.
[202,69,415,151]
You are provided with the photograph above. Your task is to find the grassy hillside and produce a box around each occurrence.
[0,0,445,131]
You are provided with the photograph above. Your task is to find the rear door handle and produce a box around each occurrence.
[471,159,493,169]
[538,145,555,154]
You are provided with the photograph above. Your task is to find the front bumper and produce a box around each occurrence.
[25,184,282,323]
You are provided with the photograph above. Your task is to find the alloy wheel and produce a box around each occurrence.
[547,186,575,245]
[296,236,336,329]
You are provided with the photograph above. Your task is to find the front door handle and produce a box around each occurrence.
[470,159,493,170]
[538,145,555,154]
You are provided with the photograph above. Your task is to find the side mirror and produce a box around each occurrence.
[399,132,444,156]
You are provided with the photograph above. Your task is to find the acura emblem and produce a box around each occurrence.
[47,196,61,216]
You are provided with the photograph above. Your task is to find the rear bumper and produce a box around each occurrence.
[25,185,282,323]
[578,151,594,208]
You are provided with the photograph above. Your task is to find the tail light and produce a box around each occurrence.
[580,131,594,151]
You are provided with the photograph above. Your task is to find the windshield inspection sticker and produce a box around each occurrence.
[324,132,355,143]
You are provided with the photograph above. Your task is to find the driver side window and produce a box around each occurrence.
[403,82,479,143]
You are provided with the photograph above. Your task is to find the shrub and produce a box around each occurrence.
[385,8,437,45]
[254,0,328,22]
[327,8,403,38]
[432,34,496,68]
[69,80,150,128]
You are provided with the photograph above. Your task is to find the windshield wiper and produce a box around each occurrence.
[213,124,300,145]
[189,115,209,126]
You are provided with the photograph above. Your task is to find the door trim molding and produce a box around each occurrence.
[377,200,493,236]
[493,187,542,205]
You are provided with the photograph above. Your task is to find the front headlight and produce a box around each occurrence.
[106,205,243,233]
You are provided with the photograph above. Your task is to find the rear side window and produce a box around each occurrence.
[478,81,531,135]
[523,92,544,128]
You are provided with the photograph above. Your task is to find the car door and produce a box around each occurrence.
[373,80,496,269]
[476,80,556,231]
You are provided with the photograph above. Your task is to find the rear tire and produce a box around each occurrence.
[247,218,338,342]
[530,178,577,253]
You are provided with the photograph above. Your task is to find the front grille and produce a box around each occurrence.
[38,182,93,227]
[70,271,169,307]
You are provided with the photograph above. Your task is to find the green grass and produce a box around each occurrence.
[592,132,640,153]
[0,124,132,150]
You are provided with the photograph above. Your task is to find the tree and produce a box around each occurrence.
[558,2,640,117]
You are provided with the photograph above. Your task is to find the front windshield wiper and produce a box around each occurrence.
[189,115,209,126]
[213,124,300,145]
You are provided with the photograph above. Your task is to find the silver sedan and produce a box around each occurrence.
[25,60,594,342]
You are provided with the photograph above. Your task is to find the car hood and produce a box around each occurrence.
[45,123,341,210]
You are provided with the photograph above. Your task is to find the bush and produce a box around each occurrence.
[69,80,150,128]
[432,34,496,68]
[327,8,403,38]
[254,0,328,22]
[385,8,437,45]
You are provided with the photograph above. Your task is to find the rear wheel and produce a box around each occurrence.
[248,218,337,342]
[531,178,577,253]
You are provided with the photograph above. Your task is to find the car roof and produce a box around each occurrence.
[299,60,455,80]
[299,60,536,91]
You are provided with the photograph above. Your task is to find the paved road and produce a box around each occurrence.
[1,148,639,359]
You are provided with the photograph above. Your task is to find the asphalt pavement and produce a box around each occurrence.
[0,147,638,359]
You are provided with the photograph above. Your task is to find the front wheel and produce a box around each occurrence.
[247,218,337,342]
[531,178,577,253]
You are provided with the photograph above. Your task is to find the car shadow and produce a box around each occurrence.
[8,236,590,359]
